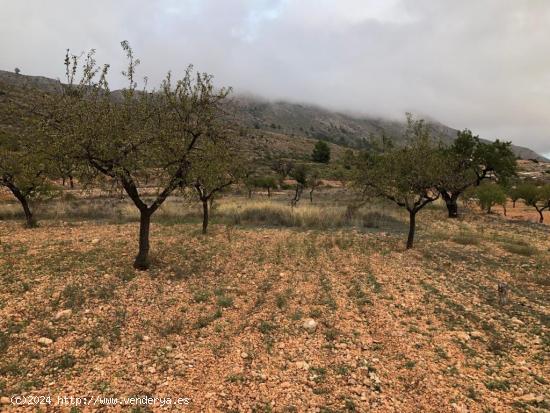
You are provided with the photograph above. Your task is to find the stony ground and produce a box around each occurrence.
[0,205,548,412]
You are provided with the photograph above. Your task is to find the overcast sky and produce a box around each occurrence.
[1,0,550,156]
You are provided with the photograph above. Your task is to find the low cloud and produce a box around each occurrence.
[1,0,549,153]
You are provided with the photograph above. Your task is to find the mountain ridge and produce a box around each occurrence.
[1,69,547,161]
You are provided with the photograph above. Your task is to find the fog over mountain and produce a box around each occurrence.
[1,1,549,155]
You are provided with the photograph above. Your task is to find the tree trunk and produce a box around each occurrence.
[406,210,416,249]
[267,187,271,198]
[442,191,459,218]
[291,185,302,207]
[134,210,151,270]
[512,200,516,208]
[309,189,313,203]
[537,208,544,223]
[248,189,252,198]
[202,198,209,234]
[7,183,37,228]
[21,196,36,228]
[69,175,74,189]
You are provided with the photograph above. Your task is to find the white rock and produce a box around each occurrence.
[38,337,53,346]
[455,332,470,341]
[0,397,10,405]
[91,238,100,244]
[470,331,483,339]
[451,402,468,413]
[518,394,544,403]
[54,309,72,320]
[295,361,310,370]
[302,318,318,332]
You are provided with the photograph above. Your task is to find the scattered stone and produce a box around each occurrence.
[451,402,468,413]
[240,352,249,359]
[511,317,524,325]
[518,394,544,403]
[295,361,310,370]
[470,331,483,339]
[54,309,72,320]
[91,238,100,244]
[38,337,53,346]
[1,397,10,405]
[455,332,470,341]
[142,335,151,342]
[147,366,156,374]
[302,318,318,332]
[369,371,381,384]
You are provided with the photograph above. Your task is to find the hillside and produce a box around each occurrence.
[230,94,549,162]
[1,69,548,162]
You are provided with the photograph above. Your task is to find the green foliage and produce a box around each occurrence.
[0,81,60,227]
[312,140,331,163]
[355,114,442,212]
[474,183,507,213]
[354,114,443,248]
[290,164,308,186]
[516,183,550,222]
[437,129,516,217]
[253,175,278,190]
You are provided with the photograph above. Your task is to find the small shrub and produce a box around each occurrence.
[217,295,234,308]
[403,360,416,369]
[466,386,479,400]
[193,290,210,303]
[258,321,277,334]
[47,353,76,371]
[159,316,185,336]
[485,380,510,391]
[61,283,86,309]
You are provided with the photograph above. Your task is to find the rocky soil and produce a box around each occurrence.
[0,208,548,412]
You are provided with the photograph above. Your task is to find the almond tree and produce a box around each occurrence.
[45,42,231,269]
[0,80,56,227]
[253,176,278,198]
[438,130,516,218]
[289,164,307,207]
[474,183,507,214]
[519,183,550,223]
[355,115,443,249]
[0,150,53,228]
[189,139,242,234]
[307,169,322,203]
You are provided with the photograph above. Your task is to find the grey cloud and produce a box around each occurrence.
[1,0,549,154]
